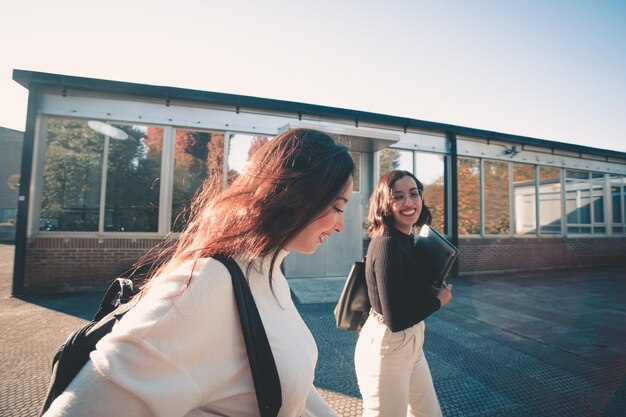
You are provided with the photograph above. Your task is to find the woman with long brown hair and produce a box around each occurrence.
[355,170,453,417]
[43,128,354,417]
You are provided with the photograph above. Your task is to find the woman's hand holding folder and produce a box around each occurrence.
[433,281,453,307]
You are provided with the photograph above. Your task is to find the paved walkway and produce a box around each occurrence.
[1,242,624,416]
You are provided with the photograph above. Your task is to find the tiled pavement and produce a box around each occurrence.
[1,242,625,416]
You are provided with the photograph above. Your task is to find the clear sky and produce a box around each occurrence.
[1,0,625,152]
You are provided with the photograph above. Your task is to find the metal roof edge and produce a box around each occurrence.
[0,126,24,135]
[12,69,626,160]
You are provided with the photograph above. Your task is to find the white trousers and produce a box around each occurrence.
[354,316,442,417]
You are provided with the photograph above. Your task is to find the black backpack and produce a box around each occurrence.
[40,255,282,417]
[39,277,138,415]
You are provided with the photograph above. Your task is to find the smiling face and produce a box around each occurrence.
[390,175,423,234]
[285,179,353,254]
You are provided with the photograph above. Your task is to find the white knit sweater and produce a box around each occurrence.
[43,251,337,417]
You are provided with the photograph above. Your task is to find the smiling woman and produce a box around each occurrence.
[389,176,423,234]
[42,128,355,417]
[355,169,451,417]
[286,178,353,254]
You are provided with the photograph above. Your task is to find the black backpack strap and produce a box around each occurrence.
[40,256,281,417]
[92,278,138,322]
[40,301,137,416]
[213,254,282,417]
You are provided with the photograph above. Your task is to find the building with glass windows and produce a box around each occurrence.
[11,69,626,294]
[0,126,22,242]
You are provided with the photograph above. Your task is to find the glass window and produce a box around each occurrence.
[379,148,412,176]
[610,176,624,230]
[40,118,104,231]
[611,187,622,223]
[171,130,225,232]
[563,171,608,235]
[512,163,536,235]
[458,157,480,235]
[104,124,162,232]
[484,160,510,234]
[538,166,562,235]
[40,118,165,234]
[592,173,605,228]
[349,152,361,193]
[227,134,271,185]
[565,170,591,234]
[415,153,445,233]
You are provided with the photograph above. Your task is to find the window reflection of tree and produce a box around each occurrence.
[379,148,400,175]
[104,125,162,232]
[423,174,444,233]
[41,119,165,233]
[41,118,104,231]
[171,131,225,232]
[416,153,445,234]
[484,160,510,234]
[227,136,269,186]
[457,157,480,235]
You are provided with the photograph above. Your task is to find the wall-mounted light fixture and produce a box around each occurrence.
[503,145,520,157]
[88,121,128,140]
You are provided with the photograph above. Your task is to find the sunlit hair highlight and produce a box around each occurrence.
[135,128,354,293]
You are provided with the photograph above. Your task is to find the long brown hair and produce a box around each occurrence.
[367,170,431,237]
[139,128,354,290]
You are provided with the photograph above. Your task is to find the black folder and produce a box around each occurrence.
[414,225,459,287]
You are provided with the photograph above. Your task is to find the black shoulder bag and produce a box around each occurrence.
[40,255,282,417]
[334,257,370,331]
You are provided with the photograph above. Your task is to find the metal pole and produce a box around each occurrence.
[447,133,459,277]
[12,83,39,296]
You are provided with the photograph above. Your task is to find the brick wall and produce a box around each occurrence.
[458,236,626,273]
[24,237,168,292]
[23,235,626,292]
